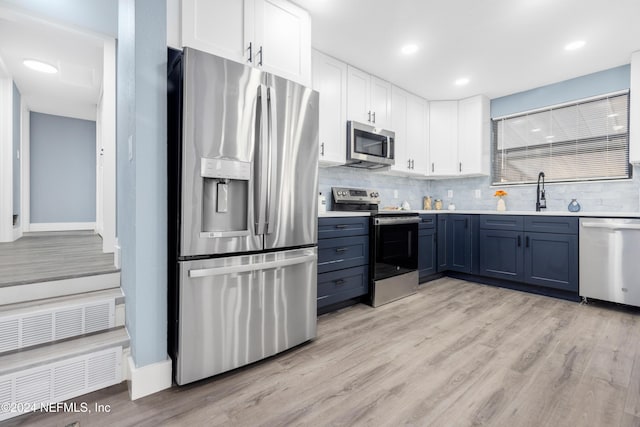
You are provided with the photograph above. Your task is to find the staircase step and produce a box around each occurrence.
[0,327,128,421]
[0,288,125,355]
[0,271,121,306]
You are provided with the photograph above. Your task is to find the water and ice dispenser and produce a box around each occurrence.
[200,158,250,237]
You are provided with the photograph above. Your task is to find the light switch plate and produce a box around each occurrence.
[475,189,481,199]
[128,135,133,161]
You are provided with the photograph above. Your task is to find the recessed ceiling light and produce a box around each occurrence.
[401,44,418,55]
[545,135,555,139]
[613,125,624,131]
[607,113,619,118]
[23,59,58,74]
[455,77,470,86]
[531,128,541,132]
[564,40,586,51]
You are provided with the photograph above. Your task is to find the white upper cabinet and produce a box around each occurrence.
[428,96,490,177]
[312,50,348,166]
[390,86,428,176]
[406,93,428,175]
[458,95,490,176]
[182,0,248,63]
[429,101,459,176]
[347,66,391,128]
[253,0,311,86]
[182,0,311,86]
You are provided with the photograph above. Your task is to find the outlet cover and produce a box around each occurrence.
[447,190,453,198]
[475,189,481,199]
[393,190,398,198]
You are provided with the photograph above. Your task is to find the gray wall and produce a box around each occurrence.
[117,0,167,368]
[323,64,639,214]
[30,112,96,223]
[12,82,20,224]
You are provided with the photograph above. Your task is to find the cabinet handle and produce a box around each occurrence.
[372,112,376,123]
[459,162,462,172]
[517,235,521,247]
[335,224,347,229]
[334,279,346,286]
[257,45,263,66]
[465,218,468,229]
[368,111,371,122]
[247,42,253,63]
[335,247,347,253]
[526,236,530,248]
[411,159,415,169]
[320,142,325,156]
[407,159,411,169]
[431,163,435,173]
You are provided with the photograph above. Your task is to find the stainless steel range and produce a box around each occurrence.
[332,187,419,307]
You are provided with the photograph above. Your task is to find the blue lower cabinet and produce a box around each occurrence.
[317,266,368,308]
[524,232,578,292]
[479,229,524,281]
[418,228,437,281]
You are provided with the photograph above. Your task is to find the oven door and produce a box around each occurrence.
[373,216,419,281]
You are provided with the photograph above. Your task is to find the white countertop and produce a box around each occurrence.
[319,210,640,218]
[412,210,640,218]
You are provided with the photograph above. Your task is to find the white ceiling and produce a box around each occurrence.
[292,0,640,100]
[0,8,104,121]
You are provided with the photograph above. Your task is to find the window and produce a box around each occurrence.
[492,91,630,185]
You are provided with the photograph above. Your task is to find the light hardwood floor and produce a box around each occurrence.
[7,278,640,427]
[0,232,117,287]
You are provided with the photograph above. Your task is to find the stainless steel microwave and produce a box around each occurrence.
[346,121,395,169]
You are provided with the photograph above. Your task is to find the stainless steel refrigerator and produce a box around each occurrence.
[167,47,319,385]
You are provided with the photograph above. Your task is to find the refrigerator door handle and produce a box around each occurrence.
[188,252,317,278]
[265,86,278,234]
[254,84,269,235]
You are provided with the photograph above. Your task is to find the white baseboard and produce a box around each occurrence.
[29,222,96,232]
[12,226,22,241]
[114,239,121,269]
[127,355,172,400]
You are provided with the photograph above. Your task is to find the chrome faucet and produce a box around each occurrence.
[536,172,546,212]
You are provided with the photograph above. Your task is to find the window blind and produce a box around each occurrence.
[492,92,630,185]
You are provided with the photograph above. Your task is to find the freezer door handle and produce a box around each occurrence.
[582,222,640,231]
[188,252,317,278]
[254,84,269,235]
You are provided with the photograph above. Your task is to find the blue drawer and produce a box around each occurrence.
[317,266,368,308]
[480,215,524,231]
[318,217,369,239]
[524,216,578,234]
[419,214,436,229]
[318,235,369,274]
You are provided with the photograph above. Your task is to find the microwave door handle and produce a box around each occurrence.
[254,84,269,235]
[265,86,277,235]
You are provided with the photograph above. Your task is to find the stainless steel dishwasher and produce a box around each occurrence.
[580,218,640,306]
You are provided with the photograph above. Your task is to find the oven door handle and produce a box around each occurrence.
[374,217,420,225]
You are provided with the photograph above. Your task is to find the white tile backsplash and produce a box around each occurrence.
[319,165,640,213]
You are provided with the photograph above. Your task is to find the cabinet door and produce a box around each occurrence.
[406,93,428,175]
[390,86,409,174]
[429,101,458,176]
[437,215,448,272]
[312,50,348,166]
[347,66,371,123]
[370,76,392,128]
[254,0,311,86]
[458,95,489,176]
[479,229,524,281]
[419,229,437,281]
[449,215,472,273]
[524,232,578,292]
[182,0,250,64]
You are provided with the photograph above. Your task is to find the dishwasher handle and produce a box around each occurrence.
[581,222,640,231]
